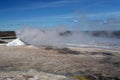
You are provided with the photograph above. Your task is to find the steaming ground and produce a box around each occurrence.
[16,27,120,49]
[0,45,119,80]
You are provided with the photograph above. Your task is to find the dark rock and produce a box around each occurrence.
[57,48,81,55]
[59,30,72,37]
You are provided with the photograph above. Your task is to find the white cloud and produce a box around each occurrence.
[73,19,79,23]
[89,11,120,18]
[0,0,82,12]
[20,0,81,10]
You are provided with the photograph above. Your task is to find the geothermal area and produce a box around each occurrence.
[0,28,120,80]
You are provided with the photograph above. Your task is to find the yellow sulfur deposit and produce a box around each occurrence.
[73,76,90,80]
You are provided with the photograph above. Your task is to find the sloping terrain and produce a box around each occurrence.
[88,31,120,38]
[0,31,16,39]
[58,30,120,38]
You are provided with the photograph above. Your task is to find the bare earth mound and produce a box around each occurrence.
[0,46,119,80]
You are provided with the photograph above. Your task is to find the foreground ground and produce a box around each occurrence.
[0,45,119,80]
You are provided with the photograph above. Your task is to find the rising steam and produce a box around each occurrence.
[15,26,90,47]
[15,17,120,48]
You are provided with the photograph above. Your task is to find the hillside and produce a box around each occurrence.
[59,30,120,38]
[87,31,120,38]
[0,31,16,39]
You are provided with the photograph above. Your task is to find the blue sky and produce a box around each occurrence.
[0,0,120,31]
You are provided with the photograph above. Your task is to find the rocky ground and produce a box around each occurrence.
[0,45,119,80]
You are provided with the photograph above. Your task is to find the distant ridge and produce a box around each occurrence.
[0,31,16,39]
[59,30,120,38]
[86,31,120,38]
